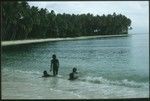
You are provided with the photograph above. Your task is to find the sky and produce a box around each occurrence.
[28,1,149,34]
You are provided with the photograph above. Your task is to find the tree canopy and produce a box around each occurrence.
[2,1,132,41]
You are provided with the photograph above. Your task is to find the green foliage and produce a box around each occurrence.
[2,1,132,41]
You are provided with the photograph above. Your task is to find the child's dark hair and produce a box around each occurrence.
[52,54,56,58]
[73,68,77,72]
[43,70,47,75]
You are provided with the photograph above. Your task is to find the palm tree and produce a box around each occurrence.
[2,1,132,40]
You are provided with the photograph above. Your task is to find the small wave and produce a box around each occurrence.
[79,76,148,88]
[2,68,41,75]
[2,68,149,88]
[2,68,64,79]
[15,70,41,75]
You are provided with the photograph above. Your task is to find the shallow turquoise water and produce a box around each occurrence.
[2,34,149,99]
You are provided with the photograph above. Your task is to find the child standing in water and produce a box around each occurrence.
[50,54,59,76]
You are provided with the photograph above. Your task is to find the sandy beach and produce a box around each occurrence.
[1,34,128,46]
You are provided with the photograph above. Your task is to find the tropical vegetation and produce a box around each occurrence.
[2,1,132,41]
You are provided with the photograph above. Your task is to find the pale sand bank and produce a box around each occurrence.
[1,34,128,46]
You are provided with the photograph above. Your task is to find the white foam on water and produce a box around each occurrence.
[79,76,149,88]
[67,80,149,99]
[2,68,149,99]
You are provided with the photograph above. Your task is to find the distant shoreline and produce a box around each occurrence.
[1,34,128,46]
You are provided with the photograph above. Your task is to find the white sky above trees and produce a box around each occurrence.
[28,1,149,34]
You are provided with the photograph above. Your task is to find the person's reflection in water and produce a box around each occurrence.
[51,77,58,88]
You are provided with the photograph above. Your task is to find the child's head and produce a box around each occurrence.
[73,67,77,72]
[52,54,56,59]
[43,70,48,75]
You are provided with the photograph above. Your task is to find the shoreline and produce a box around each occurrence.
[1,34,128,46]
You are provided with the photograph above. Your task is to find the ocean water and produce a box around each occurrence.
[2,34,149,99]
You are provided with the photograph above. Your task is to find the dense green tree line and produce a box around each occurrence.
[2,1,132,41]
